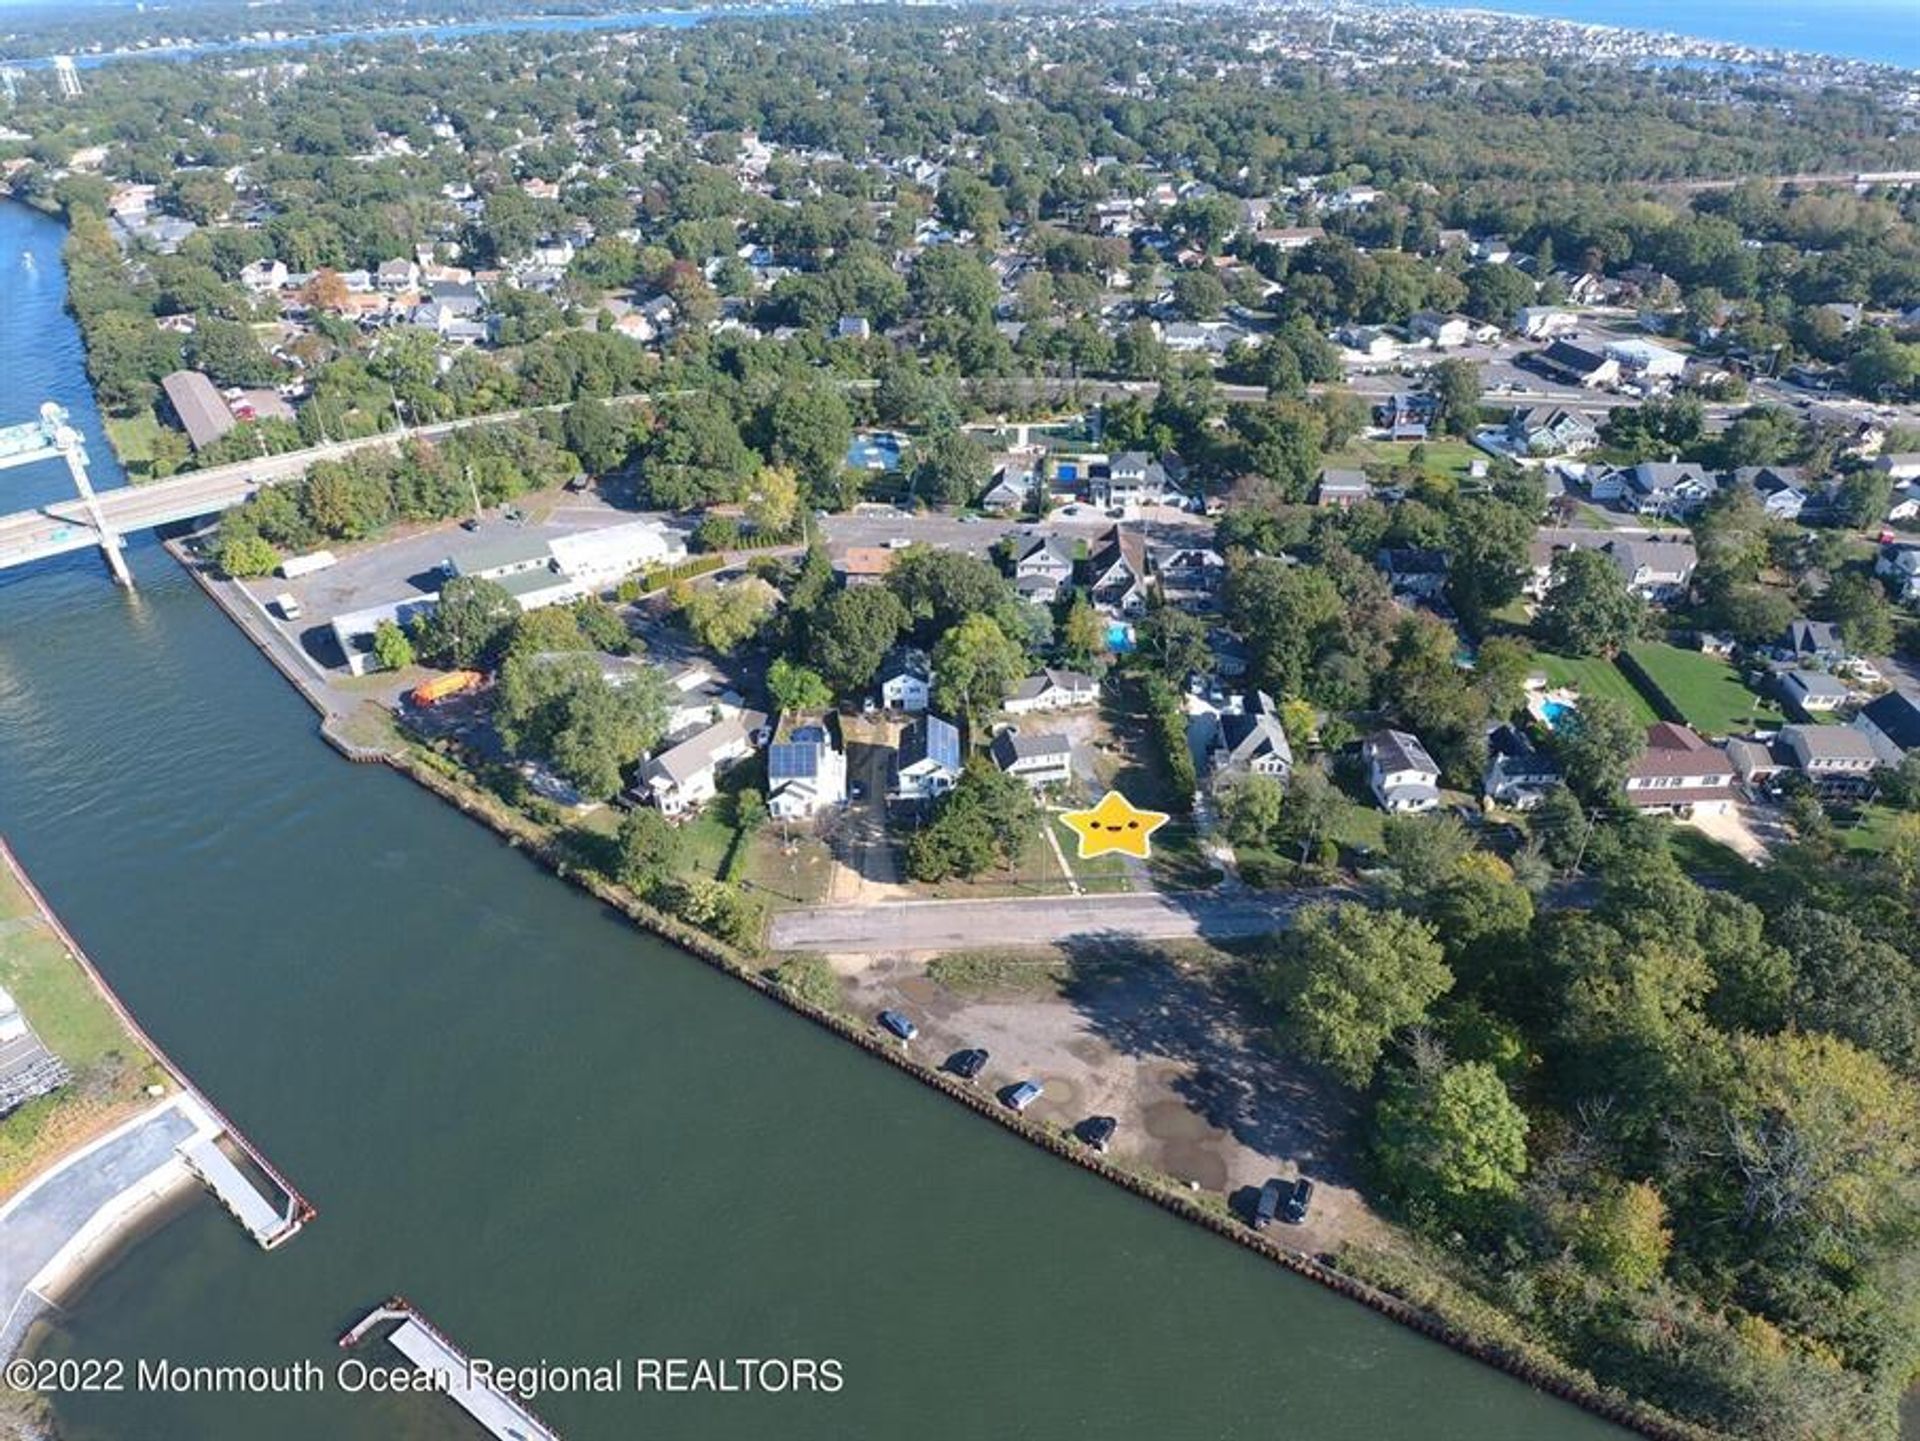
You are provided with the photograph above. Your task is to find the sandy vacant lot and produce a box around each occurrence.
[839,944,1383,1256]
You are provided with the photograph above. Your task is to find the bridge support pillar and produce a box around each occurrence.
[98,531,132,588]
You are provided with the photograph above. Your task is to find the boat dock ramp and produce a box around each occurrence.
[341,1298,563,1441]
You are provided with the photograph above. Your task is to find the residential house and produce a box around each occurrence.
[1780,668,1849,715]
[1205,691,1294,787]
[766,721,849,819]
[891,714,963,803]
[1315,468,1372,508]
[989,729,1073,789]
[1855,689,1920,764]
[1876,544,1920,604]
[1004,668,1100,716]
[1725,736,1788,792]
[835,546,896,588]
[1725,465,1807,520]
[1622,722,1735,814]
[1515,306,1578,341]
[1087,527,1151,615]
[1010,534,1077,604]
[1151,543,1226,611]
[876,646,934,712]
[661,662,744,737]
[1605,537,1697,600]
[1506,406,1598,457]
[376,258,419,292]
[981,453,1038,512]
[1482,723,1561,810]
[633,710,767,816]
[1887,481,1920,524]
[1600,461,1717,517]
[1781,724,1879,799]
[1870,452,1920,482]
[1337,324,1400,362]
[1376,547,1451,601]
[1364,729,1441,812]
[1410,311,1473,348]
[1779,619,1847,667]
[239,258,288,294]
[1095,451,1191,512]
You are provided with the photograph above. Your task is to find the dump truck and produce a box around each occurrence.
[410,670,484,707]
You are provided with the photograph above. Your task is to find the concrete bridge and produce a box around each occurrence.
[0,392,665,586]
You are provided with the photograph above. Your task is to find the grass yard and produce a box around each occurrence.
[0,864,168,1201]
[1622,643,1783,736]
[103,412,166,482]
[739,829,835,907]
[1833,803,1917,859]
[1535,652,1661,726]
[1327,437,1481,481]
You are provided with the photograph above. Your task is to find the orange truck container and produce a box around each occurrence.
[410,670,483,707]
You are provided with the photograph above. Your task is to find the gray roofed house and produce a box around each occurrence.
[1004,668,1100,715]
[1483,723,1561,809]
[990,729,1072,788]
[160,370,236,451]
[1315,468,1371,507]
[1206,690,1294,786]
[1364,728,1440,812]
[1780,668,1849,714]
[877,645,934,712]
[632,708,767,816]
[1855,689,1920,763]
[892,714,964,803]
[1780,619,1846,663]
[1782,723,1879,798]
[1606,537,1697,600]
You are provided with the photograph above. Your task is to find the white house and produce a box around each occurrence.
[1364,729,1441,812]
[892,714,963,802]
[1854,689,1920,764]
[990,729,1073,789]
[1004,668,1100,716]
[1204,690,1294,788]
[240,258,289,293]
[877,646,934,712]
[1622,722,1735,815]
[633,710,766,816]
[1410,311,1473,348]
[1482,723,1561,810]
[766,721,848,819]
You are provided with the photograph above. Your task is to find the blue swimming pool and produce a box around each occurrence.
[1541,699,1575,729]
[1107,622,1135,653]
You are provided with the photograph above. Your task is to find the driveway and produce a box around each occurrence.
[768,887,1342,953]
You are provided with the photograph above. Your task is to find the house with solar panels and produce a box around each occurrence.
[891,714,963,804]
[766,720,848,820]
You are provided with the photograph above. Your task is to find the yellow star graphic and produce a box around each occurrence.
[1061,790,1169,861]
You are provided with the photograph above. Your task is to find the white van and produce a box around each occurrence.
[273,593,302,621]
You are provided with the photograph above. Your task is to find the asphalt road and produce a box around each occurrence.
[767,886,1339,953]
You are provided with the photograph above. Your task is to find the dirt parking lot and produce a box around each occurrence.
[838,944,1382,1256]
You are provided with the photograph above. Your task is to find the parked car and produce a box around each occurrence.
[1283,1177,1315,1224]
[1253,1178,1285,1229]
[1005,1080,1044,1112]
[272,592,302,621]
[1080,1115,1118,1152]
[949,1048,988,1080]
[878,1009,918,1042]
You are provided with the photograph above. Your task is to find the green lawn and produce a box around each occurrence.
[0,865,167,1199]
[103,412,166,482]
[1834,803,1915,859]
[1534,653,1661,726]
[1325,437,1481,481]
[1622,643,1783,736]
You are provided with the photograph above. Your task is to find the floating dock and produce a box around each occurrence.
[176,1126,302,1249]
[341,1298,561,1441]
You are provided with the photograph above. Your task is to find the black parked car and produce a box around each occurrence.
[949,1048,989,1080]
[1080,1116,1118,1152]
[1253,1178,1284,1229]
[1283,1177,1315,1224]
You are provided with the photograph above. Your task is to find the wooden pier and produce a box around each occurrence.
[340,1297,562,1441]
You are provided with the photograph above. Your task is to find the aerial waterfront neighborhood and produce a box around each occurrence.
[0,1,1917,1439]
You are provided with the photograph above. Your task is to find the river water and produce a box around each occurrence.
[0,197,1622,1439]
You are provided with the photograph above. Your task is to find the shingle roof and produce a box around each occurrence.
[899,714,961,772]
[1859,690,1920,750]
[1366,728,1437,776]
